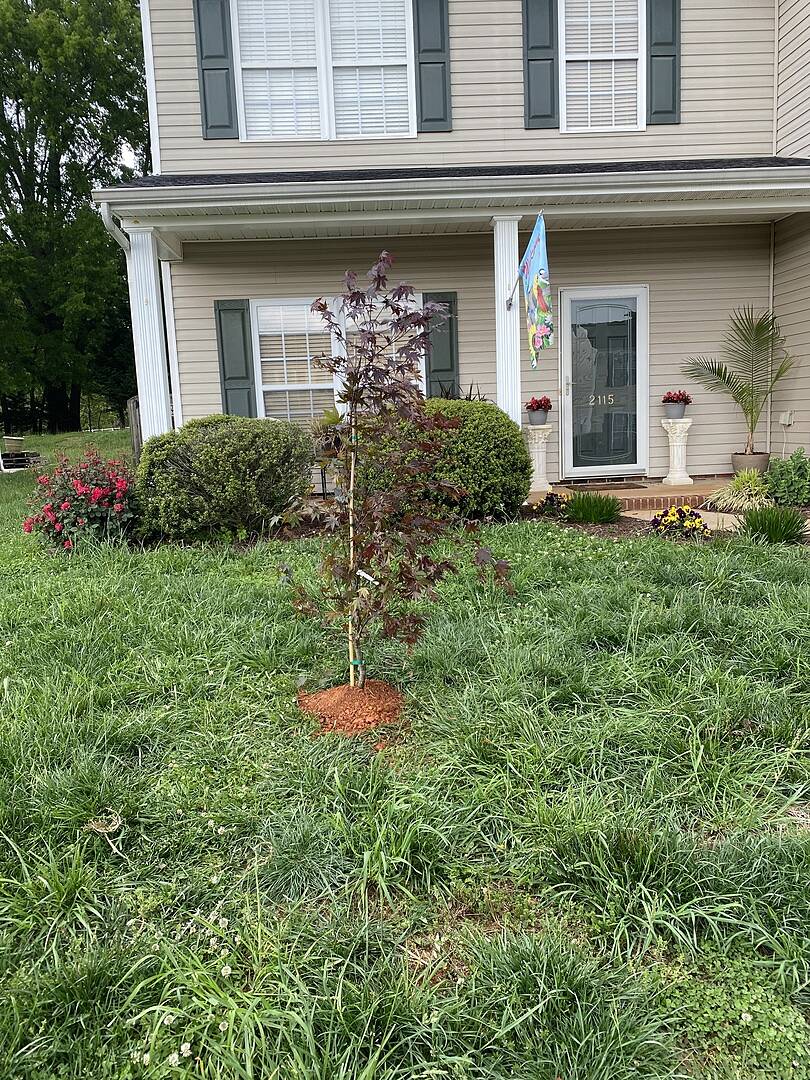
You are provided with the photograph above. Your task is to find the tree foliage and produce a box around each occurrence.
[299,253,509,688]
[0,0,146,431]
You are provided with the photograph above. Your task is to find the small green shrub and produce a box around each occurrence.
[766,448,810,507]
[739,504,807,545]
[708,469,772,513]
[565,491,622,525]
[138,415,314,541]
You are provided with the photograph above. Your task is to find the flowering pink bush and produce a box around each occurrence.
[23,450,137,551]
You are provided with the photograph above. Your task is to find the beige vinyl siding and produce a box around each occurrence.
[773,214,810,455]
[526,226,772,477]
[171,224,770,482]
[776,0,810,158]
[170,233,497,416]
[150,0,775,175]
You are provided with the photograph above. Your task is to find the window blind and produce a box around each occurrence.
[561,0,642,131]
[234,0,414,139]
[255,302,336,423]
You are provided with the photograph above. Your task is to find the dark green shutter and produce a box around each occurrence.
[215,301,256,417]
[413,0,452,131]
[647,0,680,124]
[523,0,558,128]
[193,0,239,139]
[424,292,459,398]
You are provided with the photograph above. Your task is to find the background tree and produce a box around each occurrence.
[0,0,146,433]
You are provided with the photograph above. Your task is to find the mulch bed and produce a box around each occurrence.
[554,516,650,539]
[298,679,404,737]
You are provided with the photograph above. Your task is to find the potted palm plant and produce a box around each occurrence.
[683,307,794,473]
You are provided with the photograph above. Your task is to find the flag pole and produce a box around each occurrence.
[505,274,521,311]
[505,209,543,310]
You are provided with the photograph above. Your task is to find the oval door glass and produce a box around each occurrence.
[570,298,638,469]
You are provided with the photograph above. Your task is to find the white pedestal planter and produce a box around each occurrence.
[661,418,694,486]
[527,424,553,493]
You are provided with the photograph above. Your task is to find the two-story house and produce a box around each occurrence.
[94,0,810,486]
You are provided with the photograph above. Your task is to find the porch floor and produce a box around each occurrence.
[533,477,728,511]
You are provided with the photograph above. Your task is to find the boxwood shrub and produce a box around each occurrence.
[137,415,314,541]
[418,399,532,518]
[358,399,531,519]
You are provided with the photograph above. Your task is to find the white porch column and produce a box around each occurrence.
[126,228,173,440]
[492,215,523,424]
[527,424,553,493]
[661,418,694,486]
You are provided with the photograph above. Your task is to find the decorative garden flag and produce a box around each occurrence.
[519,214,554,368]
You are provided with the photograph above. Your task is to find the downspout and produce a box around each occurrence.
[768,0,779,452]
[768,220,775,453]
[100,202,130,254]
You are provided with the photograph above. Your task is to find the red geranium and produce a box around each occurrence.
[525,395,553,413]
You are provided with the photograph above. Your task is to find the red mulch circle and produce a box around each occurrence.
[298,679,404,737]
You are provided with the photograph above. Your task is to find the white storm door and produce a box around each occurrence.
[560,285,649,478]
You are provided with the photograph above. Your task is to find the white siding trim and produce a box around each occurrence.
[559,284,649,478]
[139,0,161,173]
[160,261,182,427]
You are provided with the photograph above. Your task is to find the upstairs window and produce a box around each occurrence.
[232,0,416,140]
[559,0,645,132]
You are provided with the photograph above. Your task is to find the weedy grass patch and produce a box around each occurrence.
[0,442,809,1078]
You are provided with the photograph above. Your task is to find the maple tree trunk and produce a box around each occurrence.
[347,406,365,687]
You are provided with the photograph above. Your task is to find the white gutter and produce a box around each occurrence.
[92,165,810,215]
[100,202,130,253]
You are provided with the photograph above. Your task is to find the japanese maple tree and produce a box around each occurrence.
[303,252,507,688]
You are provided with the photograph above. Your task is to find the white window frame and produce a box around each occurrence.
[558,0,646,134]
[249,295,427,420]
[250,298,341,421]
[229,0,418,143]
[559,285,649,479]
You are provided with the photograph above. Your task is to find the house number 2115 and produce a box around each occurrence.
[588,394,615,405]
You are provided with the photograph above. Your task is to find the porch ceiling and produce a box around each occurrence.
[93,161,810,250]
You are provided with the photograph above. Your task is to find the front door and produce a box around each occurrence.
[560,286,649,478]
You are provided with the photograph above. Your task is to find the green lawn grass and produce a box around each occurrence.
[1,435,809,1078]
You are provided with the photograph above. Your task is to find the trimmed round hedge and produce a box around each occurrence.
[137,414,314,540]
[420,398,532,518]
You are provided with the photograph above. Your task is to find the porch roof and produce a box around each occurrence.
[93,156,810,252]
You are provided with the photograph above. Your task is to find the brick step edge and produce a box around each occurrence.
[620,493,705,512]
